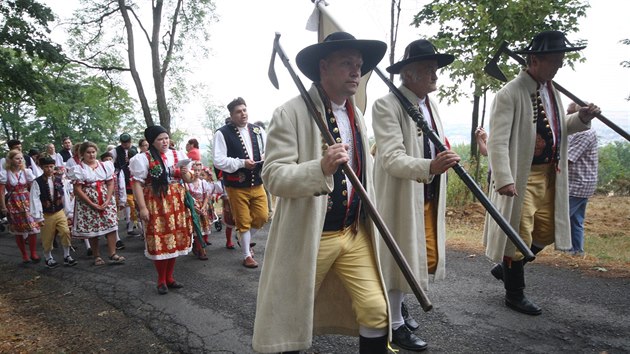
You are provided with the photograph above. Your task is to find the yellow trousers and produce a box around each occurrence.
[41,210,71,253]
[316,224,388,329]
[424,200,438,274]
[126,194,137,222]
[225,185,268,232]
[515,163,556,261]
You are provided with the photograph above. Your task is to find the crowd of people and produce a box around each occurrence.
[1,29,604,354]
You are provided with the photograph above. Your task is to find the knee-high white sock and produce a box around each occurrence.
[115,231,121,242]
[84,238,91,249]
[359,325,388,338]
[240,230,252,259]
[388,289,405,330]
[125,206,131,227]
[44,250,53,260]
[63,246,70,258]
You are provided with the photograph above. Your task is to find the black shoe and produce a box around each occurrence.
[64,256,78,267]
[157,284,168,295]
[167,281,184,289]
[392,325,428,352]
[115,240,125,250]
[505,291,542,315]
[401,302,420,331]
[490,263,504,281]
[45,258,59,269]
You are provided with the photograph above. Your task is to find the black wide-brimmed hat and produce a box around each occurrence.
[296,31,386,82]
[515,30,585,55]
[386,39,455,74]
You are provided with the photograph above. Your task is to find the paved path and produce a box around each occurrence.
[0,223,628,353]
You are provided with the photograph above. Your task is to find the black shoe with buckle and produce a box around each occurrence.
[392,325,428,352]
[115,240,125,250]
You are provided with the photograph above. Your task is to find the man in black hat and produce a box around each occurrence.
[111,133,139,241]
[372,39,460,352]
[253,32,390,354]
[483,30,600,316]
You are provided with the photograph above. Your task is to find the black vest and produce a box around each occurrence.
[60,149,72,162]
[218,123,264,188]
[531,87,561,165]
[114,145,137,191]
[35,175,64,214]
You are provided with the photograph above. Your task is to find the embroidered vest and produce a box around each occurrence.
[218,123,264,188]
[35,175,64,214]
[531,87,561,165]
[315,86,364,232]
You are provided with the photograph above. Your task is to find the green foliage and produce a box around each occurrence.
[597,141,630,195]
[413,0,589,101]
[446,143,489,207]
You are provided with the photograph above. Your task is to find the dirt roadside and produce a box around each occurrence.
[0,262,173,353]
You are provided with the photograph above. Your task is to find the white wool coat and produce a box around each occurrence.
[483,70,590,261]
[252,85,390,353]
[372,85,448,292]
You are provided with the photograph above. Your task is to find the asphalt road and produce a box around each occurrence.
[0,222,628,353]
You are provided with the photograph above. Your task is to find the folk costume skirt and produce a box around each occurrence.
[188,188,212,236]
[72,182,118,238]
[5,184,40,237]
[143,183,193,260]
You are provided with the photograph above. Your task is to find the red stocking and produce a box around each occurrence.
[27,234,39,261]
[15,235,28,261]
[153,260,168,286]
[203,234,209,245]
[166,258,176,284]
[225,227,234,247]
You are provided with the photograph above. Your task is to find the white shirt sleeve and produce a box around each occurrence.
[213,130,245,173]
[129,152,149,183]
[29,181,44,222]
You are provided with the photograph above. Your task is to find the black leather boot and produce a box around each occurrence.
[490,245,544,282]
[401,301,420,331]
[503,259,542,315]
[359,335,388,354]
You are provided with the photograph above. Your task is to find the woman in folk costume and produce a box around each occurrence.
[68,141,124,266]
[130,125,194,295]
[187,161,213,260]
[0,150,41,263]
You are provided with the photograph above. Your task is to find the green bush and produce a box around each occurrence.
[446,143,489,207]
[597,141,630,196]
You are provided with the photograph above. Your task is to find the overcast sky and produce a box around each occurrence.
[45,0,630,144]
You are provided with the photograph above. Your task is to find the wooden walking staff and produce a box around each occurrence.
[268,33,433,312]
[310,0,535,262]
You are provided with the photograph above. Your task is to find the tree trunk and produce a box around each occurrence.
[118,0,154,128]
[151,0,171,133]
[470,94,480,158]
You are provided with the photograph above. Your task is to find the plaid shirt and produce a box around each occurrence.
[567,129,598,198]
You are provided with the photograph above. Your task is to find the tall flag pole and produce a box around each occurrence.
[305,0,372,114]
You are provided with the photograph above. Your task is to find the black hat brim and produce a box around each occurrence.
[514,45,586,55]
[296,39,387,82]
[386,53,455,74]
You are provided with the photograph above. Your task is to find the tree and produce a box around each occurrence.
[67,0,218,133]
[388,0,402,82]
[412,0,589,158]
[621,39,630,101]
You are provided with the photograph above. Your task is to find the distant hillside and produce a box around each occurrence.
[445,110,629,146]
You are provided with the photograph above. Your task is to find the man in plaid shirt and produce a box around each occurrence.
[567,102,599,256]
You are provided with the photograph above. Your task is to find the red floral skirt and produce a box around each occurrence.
[143,183,193,260]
